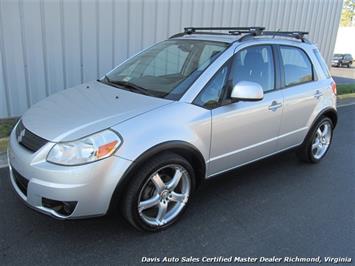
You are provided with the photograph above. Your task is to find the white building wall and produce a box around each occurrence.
[0,0,343,118]
[334,27,355,56]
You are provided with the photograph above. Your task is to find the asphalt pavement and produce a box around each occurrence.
[0,105,354,266]
[331,66,355,84]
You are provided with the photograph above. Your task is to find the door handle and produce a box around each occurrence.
[314,90,323,99]
[268,101,282,111]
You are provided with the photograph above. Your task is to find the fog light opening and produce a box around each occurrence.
[42,198,77,216]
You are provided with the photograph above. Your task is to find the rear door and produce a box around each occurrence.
[277,45,320,150]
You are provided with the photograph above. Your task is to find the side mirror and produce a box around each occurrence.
[230,81,264,101]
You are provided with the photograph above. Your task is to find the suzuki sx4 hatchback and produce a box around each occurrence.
[8,27,337,231]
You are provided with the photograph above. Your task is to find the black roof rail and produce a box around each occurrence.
[263,31,309,42]
[169,27,265,39]
[239,30,310,43]
[184,27,265,34]
[169,27,310,43]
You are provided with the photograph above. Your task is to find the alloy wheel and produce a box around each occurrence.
[311,121,332,160]
[137,164,191,227]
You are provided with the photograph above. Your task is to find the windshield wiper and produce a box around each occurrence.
[103,75,154,96]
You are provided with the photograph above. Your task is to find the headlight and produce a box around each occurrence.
[47,130,122,165]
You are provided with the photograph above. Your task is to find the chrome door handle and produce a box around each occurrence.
[314,90,323,99]
[268,101,282,111]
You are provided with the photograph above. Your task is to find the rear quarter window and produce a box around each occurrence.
[280,46,313,87]
[313,49,331,79]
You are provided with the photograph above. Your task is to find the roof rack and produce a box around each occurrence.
[169,27,265,39]
[240,30,309,42]
[184,27,265,34]
[169,27,310,43]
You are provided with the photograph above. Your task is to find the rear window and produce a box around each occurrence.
[313,49,331,79]
[280,46,313,87]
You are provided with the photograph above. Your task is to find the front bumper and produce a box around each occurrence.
[7,129,132,219]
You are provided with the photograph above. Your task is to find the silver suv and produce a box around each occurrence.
[8,27,337,231]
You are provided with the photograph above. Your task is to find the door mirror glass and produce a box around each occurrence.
[230,81,264,101]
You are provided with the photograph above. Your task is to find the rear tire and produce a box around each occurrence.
[121,152,195,232]
[297,117,334,163]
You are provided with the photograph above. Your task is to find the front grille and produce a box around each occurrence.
[16,120,48,152]
[12,168,29,196]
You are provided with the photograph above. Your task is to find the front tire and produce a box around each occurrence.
[297,117,334,163]
[121,152,195,232]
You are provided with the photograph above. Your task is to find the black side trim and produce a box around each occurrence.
[272,44,284,90]
[108,141,206,213]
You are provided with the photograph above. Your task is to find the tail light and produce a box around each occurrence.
[331,81,337,95]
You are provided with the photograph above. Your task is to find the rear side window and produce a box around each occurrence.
[280,46,313,87]
[313,49,331,79]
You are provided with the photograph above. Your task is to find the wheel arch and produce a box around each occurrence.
[108,141,206,213]
[297,107,336,163]
[318,107,338,128]
[303,107,337,145]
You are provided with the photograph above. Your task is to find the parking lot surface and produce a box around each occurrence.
[0,105,354,265]
[331,66,355,84]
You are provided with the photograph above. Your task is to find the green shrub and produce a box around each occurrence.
[0,118,17,139]
[337,84,355,95]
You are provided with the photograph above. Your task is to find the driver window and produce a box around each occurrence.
[230,45,275,92]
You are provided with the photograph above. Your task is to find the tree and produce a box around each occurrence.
[340,0,355,26]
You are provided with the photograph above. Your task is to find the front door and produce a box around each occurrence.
[208,45,283,176]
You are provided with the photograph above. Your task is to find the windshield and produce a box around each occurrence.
[333,54,343,58]
[101,39,228,100]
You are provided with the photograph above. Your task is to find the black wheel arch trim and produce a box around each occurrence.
[108,141,206,214]
[314,107,337,128]
[302,107,337,146]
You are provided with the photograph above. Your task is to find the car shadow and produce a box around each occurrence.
[0,145,337,263]
[2,149,302,236]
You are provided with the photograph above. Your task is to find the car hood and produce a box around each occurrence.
[21,81,172,142]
